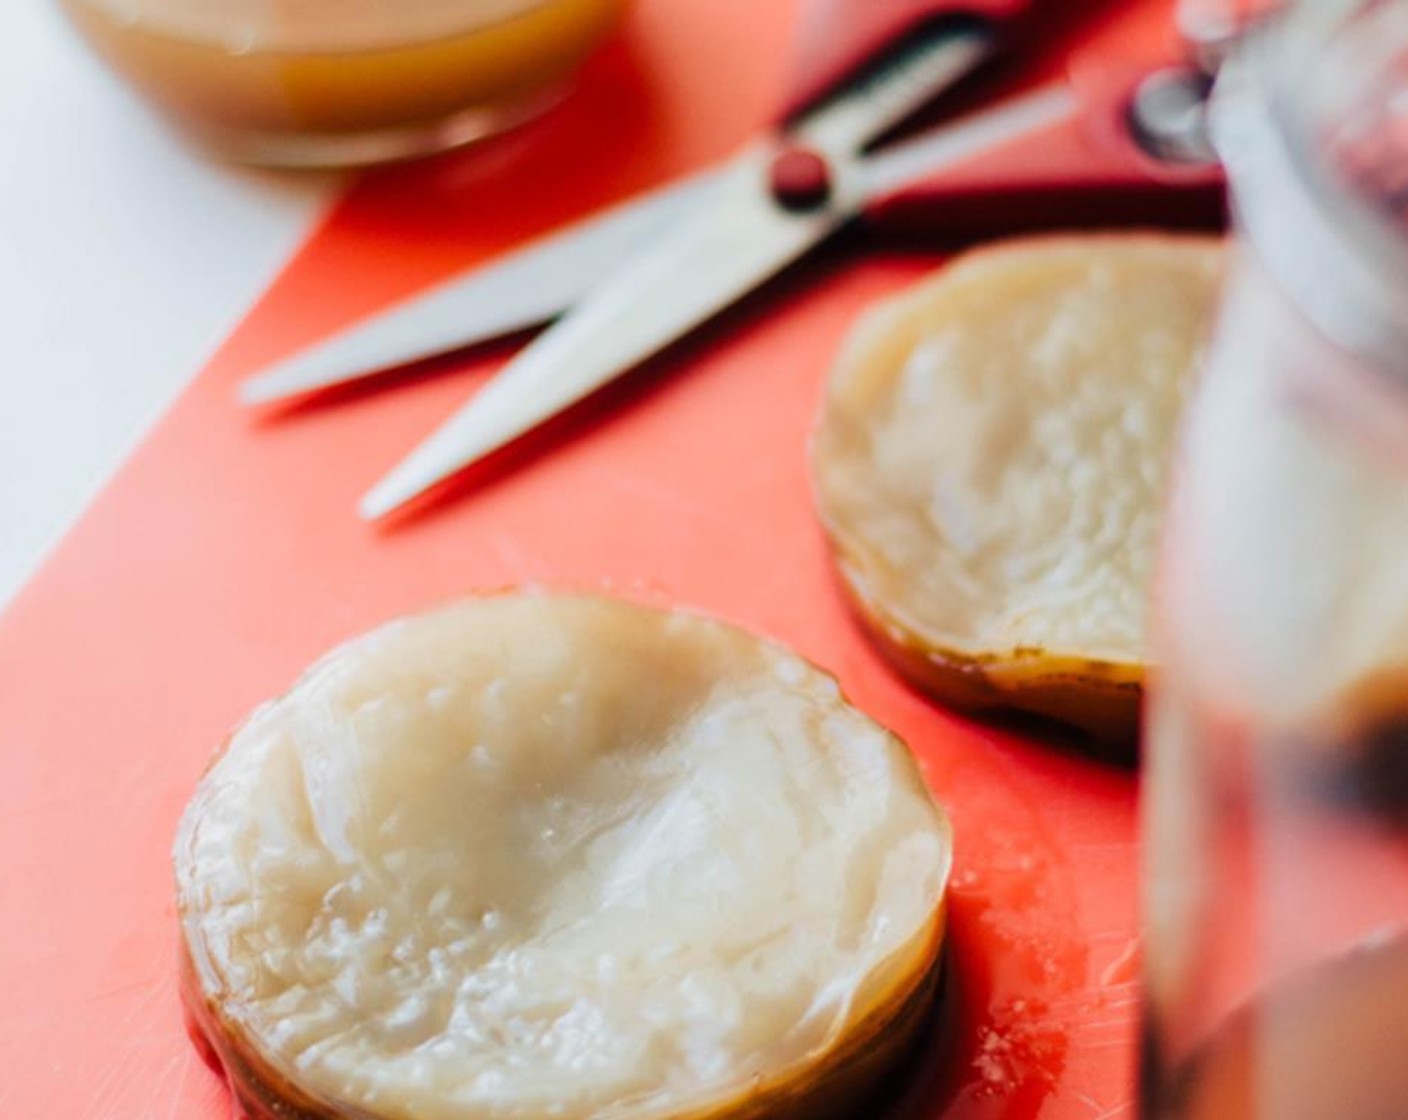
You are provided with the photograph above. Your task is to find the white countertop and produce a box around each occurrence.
[0,4,337,609]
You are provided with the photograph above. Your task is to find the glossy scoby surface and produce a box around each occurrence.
[177,594,949,1120]
[813,235,1223,670]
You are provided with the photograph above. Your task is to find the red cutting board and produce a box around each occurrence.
[0,1,1148,1115]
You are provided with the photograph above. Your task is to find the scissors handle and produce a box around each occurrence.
[784,0,1032,117]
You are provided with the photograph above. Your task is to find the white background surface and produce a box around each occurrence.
[0,4,337,609]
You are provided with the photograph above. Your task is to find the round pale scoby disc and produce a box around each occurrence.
[811,235,1224,744]
[176,592,952,1120]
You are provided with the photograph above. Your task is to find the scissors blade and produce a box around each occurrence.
[859,82,1078,200]
[359,146,847,519]
[238,173,715,405]
[358,20,996,518]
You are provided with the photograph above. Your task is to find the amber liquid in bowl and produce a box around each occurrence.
[61,0,625,165]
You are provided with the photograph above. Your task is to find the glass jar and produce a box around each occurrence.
[59,0,627,166]
[1142,2,1408,1118]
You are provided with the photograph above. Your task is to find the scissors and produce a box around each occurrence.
[239,0,1226,520]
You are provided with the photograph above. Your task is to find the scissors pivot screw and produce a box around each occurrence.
[770,146,834,212]
[1128,66,1217,166]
